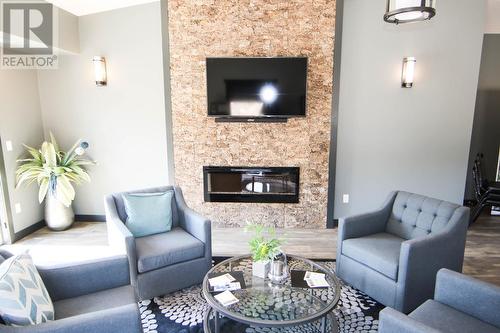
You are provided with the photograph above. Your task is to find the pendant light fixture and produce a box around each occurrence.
[384,0,436,24]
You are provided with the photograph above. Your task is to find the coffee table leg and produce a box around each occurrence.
[214,310,220,333]
[321,315,326,333]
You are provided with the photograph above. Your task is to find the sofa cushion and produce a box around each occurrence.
[54,285,136,320]
[136,227,205,273]
[123,191,174,238]
[0,253,54,326]
[342,232,403,280]
[410,300,500,333]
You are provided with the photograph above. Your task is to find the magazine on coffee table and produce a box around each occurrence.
[291,270,330,289]
[304,271,330,288]
[207,271,246,293]
[214,290,239,306]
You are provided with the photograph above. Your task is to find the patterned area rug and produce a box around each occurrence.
[139,261,384,333]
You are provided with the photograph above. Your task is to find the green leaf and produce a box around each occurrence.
[64,173,81,185]
[56,175,75,207]
[36,170,50,184]
[71,159,95,166]
[41,142,57,167]
[23,144,42,161]
[38,179,49,203]
[16,169,41,188]
[69,165,91,182]
[53,167,67,176]
[62,139,82,165]
[247,223,283,262]
[49,132,60,154]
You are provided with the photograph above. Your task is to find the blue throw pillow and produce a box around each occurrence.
[122,191,174,238]
[0,253,54,326]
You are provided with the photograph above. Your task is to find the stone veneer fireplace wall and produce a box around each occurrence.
[167,0,336,228]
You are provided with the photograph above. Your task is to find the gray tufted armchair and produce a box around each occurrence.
[336,191,469,313]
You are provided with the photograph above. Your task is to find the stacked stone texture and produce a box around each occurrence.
[168,0,336,228]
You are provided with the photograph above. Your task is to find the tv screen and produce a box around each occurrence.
[206,57,307,118]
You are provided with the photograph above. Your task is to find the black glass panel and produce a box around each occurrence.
[206,58,307,118]
[203,167,299,203]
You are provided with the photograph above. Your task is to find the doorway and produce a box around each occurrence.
[464,34,500,217]
[0,137,14,244]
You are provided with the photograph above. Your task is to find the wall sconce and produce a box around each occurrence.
[401,57,416,88]
[93,56,107,86]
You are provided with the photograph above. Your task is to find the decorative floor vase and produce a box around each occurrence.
[45,195,74,231]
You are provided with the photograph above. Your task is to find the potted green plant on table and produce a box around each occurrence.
[246,224,284,279]
[16,133,94,231]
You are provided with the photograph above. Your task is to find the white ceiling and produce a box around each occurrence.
[46,0,159,16]
[45,0,500,31]
[486,0,500,33]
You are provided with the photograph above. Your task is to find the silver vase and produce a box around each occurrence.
[45,194,74,231]
[268,252,288,284]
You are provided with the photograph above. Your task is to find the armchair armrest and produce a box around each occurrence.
[37,256,130,302]
[397,207,469,312]
[378,307,441,333]
[182,207,211,244]
[435,269,500,328]
[0,304,141,333]
[174,188,211,244]
[337,192,396,267]
[174,187,212,261]
[104,195,138,286]
[338,191,396,242]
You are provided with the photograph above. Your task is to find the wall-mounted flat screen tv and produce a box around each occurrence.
[206,57,307,119]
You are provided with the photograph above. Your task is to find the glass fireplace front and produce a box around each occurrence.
[203,166,299,203]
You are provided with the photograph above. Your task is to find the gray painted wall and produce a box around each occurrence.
[0,6,81,239]
[0,69,45,233]
[37,2,171,215]
[465,34,500,200]
[334,0,485,218]
[56,6,80,54]
[159,0,175,186]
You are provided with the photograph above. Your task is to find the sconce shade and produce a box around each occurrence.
[402,57,416,88]
[384,0,436,24]
[93,56,107,86]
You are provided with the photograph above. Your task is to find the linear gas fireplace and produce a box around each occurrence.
[203,166,300,203]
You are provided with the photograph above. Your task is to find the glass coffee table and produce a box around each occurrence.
[202,254,341,333]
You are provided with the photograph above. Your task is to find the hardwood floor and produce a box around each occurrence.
[4,215,499,285]
[463,213,500,285]
[2,222,118,266]
[212,227,336,260]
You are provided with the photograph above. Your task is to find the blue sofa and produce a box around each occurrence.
[0,250,141,333]
[105,186,212,300]
[379,269,500,333]
[336,191,469,313]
